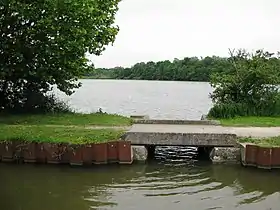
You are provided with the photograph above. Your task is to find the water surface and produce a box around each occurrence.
[56,79,213,119]
[1,162,280,210]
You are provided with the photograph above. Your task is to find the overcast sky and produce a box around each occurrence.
[89,0,280,68]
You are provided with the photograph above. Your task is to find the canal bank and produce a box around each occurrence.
[0,113,134,165]
[1,114,280,169]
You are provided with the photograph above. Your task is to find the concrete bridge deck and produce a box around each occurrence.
[124,124,237,147]
[123,124,280,147]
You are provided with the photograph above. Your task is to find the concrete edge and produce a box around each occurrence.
[132,119,221,125]
[124,131,237,147]
[124,131,237,136]
[130,115,150,120]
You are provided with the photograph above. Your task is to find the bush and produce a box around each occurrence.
[0,92,72,115]
[208,96,280,119]
[208,49,280,118]
[37,94,73,114]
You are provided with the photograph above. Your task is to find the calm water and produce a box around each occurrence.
[1,162,280,210]
[2,80,280,210]
[55,79,213,119]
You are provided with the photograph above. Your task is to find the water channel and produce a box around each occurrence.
[1,161,280,210]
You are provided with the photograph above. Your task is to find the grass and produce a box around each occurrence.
[238,136,280,147]
[0,113,133,126]
[219,116,280,127]
[0,113,132,144]
[0,125,126,144]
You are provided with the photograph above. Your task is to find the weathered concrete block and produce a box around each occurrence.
[134,119,220,125]
[132,146,148,162]
[210,147,241,164]
[125,132,237,147]
[130,115,150,120]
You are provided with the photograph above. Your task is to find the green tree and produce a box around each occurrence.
[208,49,280,118]
[210,49,280,104]
[89,56,232,82]
[0,0,120,112]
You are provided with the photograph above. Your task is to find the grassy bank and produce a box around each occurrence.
[0,113,133,126]
[0,125,125,144]
[0,113,132,144]
[238,136,280,147]
[219,117,280,127]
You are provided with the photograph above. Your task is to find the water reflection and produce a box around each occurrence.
[1,161,280,210]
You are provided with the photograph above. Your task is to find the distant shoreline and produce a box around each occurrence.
[84,56,234,82]
[81,77,210,82]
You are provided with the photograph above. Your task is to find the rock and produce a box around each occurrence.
[201,114,208,120]
[132,146,148,162]
[210,147,240,164]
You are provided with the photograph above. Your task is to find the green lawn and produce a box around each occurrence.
[0,113,132,126]
[0,113,131,144]
[0,125,126,144]
[219,117,280,127]
[238,136,280,147]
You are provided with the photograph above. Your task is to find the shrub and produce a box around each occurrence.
[208,49,280,118]
[208,96,280,119]
[0,92,72,115]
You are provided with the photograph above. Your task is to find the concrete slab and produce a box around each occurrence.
[124,124,280,147]
[231,127,280,138]
[133,119,220,125]
[129,124,234,133]
[124,124,237,147]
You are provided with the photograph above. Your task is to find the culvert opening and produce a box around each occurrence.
[152,146,214,162]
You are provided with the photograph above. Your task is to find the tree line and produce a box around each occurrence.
[85,56,237,81]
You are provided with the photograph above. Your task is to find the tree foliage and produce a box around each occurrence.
[85,56,233,81]
[208,49,280,118]
[0,0,120,113]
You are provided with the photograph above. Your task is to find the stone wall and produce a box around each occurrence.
[210,147,241,164]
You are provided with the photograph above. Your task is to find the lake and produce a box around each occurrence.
[1,79,280,210]
[56,79,213,119]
